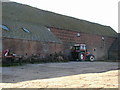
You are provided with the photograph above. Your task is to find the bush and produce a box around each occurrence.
[1,53,70,67]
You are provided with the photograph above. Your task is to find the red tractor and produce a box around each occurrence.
[71,44,95,61]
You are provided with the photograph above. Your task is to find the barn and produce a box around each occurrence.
[2,19,62,58]
[2,2,117,60]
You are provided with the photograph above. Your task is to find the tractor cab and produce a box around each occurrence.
[73,44,86,51]
[71,44,95,61]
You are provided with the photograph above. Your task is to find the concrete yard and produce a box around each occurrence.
[0,61,119,88]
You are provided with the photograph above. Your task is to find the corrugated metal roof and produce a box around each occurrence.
[2,19,62,43]
[2,2,117,37]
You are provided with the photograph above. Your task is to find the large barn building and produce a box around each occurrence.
[1,2,117,60]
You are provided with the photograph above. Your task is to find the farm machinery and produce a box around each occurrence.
[71,44,95,61]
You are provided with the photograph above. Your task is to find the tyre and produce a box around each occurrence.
[89,55,95,62]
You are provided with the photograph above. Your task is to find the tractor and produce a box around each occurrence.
[71,44,95,61]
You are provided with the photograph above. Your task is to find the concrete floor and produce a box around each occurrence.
[1,61,118,83]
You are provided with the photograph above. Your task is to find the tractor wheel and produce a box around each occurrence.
[89,55,95,62]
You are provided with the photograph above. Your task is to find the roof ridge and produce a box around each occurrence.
[2,2,117,37]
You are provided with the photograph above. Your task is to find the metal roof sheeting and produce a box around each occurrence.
[2,19,62,43]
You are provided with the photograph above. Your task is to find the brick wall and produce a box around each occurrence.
[49,27,116,60]
[2,37,63,58]
[2,28,116,60]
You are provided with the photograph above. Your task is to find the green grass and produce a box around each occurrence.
[0,63,23,67]
[0,58,69,67]
[0,59,118,67]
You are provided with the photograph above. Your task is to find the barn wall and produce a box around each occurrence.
[108,34,119,60]
[2,37,63,57]
[50,27,116,60]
